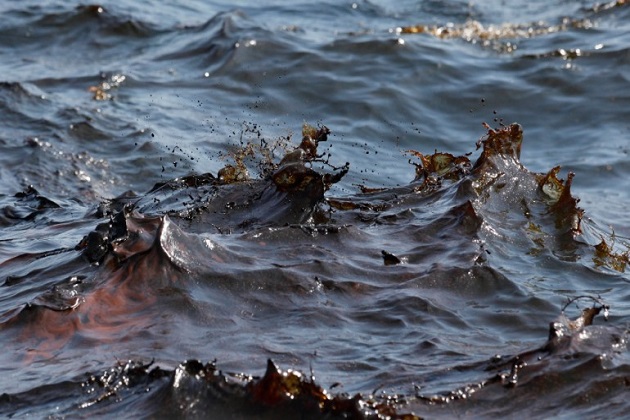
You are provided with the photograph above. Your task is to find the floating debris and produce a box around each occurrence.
[392,0,628,53]
[75,358,419,419]
[594,237,630,273]
[1,122,626,418]
[381,250,402,266]
[88,73,126,101]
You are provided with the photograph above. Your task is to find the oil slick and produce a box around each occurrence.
[0,122,628,418]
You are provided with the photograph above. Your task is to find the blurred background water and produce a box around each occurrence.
[1,1,629,417]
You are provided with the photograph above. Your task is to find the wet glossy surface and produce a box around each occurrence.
[1,1,630,418]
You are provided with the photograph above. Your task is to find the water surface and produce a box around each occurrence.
[1,1,629,418]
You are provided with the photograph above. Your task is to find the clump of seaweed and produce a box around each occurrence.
[473,122,523,170]
[217,123,293,184]
[536,166,584,234]
[272,124,349,194]
[78,358,419,419]
[469,123,583,235]
[392,0,627,55]
[590,0,629,13]
[392,8,602,53]
[88,73,126,101]
[217,123,348,189]
[559,295,609,331]
[406,149,471,187]
[593,233,630,273]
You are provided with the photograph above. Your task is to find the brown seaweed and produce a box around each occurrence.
[396,19,591,42]
[394,0,628,52]
[406,149,471,185]
[594,237,630,273]
[67,294,617,418]
[473,122,523,173]
[88,73,126,101]
[0,121,625,418]
[74,358,420,419]
[468,123,583,240]
[537,167,584,233]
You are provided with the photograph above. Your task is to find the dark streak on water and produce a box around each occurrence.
[1,1,630,418]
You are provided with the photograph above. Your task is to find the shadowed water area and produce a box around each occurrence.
[1,1,630,418]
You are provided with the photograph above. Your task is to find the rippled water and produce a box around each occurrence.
[1,1,630,418]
